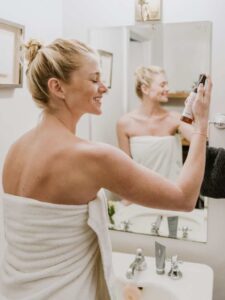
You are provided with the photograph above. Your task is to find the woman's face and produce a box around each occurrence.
[63,55,107,116]
[147,73,169,103]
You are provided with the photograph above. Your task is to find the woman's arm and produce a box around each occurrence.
[172,111,194,142]
[178,122,194,142]
[93,79,212,212]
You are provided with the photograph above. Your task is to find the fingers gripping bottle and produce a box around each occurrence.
[181,74,207,124]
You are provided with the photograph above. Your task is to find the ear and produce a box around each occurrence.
[48,78,65,99]
[140,84,149,96]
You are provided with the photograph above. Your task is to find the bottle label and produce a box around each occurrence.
[182,92,196,119]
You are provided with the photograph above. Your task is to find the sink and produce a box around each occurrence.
[113,204,163,234]
[114,280,178,300]
[112,252,213,300]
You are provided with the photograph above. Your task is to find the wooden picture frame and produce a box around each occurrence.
[98,50,113,89]
[135,0,161,22]
[0,18,25,88]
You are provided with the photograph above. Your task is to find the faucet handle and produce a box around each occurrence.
[178,225,192,238]
[135,248,147,271]
[168,255,183,280]
[136,248,144,257]
[120,220,132,231]
[170,255,183,266]
[167,255,182,263]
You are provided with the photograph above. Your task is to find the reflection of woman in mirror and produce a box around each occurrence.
[116,66,202,205]
[1,38,211,299]
[117,66,195,185]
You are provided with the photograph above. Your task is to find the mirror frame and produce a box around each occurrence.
[0,18,25,88]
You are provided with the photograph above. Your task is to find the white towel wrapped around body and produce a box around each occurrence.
[130,135,183,182]
[0,190,114,300]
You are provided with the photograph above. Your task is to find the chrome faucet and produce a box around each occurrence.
[168,255,183,280]
[151,215,163,235]
[126,248,147,279]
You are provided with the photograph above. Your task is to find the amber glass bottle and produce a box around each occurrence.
[181,74,207,124]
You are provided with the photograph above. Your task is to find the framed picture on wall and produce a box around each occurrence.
[98,50,113,89]
[0,18,25,88]
[135,0,161,22]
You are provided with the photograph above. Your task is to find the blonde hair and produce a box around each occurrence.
[24,38,96,109]
[134,66,165,99]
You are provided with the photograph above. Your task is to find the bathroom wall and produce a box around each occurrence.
[0,0,63,258]
[89,27,128,145]
[63,1,225,300]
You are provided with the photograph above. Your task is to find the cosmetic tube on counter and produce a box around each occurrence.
[155,241,166,275]
[167,216,178,238]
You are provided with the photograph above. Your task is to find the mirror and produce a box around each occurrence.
[89,21,212,243]
[0,18,24,88]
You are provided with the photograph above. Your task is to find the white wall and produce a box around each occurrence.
[89,27,128,146]
[63,1,225,300]
[0,0,63,258]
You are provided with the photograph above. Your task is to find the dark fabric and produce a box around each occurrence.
[200,147,225,198]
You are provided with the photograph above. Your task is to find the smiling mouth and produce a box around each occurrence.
[93,97,102,104]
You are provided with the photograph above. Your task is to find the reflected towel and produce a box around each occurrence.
[130,135,183,182]
[0,190,113,300]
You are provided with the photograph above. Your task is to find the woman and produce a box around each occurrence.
[117,66,194,169]
[117,66,197,207]
[0,39,211,300]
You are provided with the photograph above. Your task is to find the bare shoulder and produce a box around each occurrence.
[77,140,126,164]
[3,130,34,166]
[117,110,139,132]
[117,112,134,126]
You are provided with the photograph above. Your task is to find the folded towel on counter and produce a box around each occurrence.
[0,190,114,300]
[201,147,225,198]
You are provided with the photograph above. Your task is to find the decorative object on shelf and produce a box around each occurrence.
[168,91,189,100]
[135,0,161,22]
[0,18,25,88]
[97,49,113,89]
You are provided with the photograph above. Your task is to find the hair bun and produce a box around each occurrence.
[24,39,43,64]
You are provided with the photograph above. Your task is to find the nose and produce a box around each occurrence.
[99,80,108,94]
[164,84,169,92]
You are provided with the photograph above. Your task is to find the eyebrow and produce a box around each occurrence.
[90,72,100,76]
[89,72,101,80]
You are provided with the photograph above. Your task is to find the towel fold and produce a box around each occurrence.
[130,135,183,182]
[0,190,113,300]
[201,147,225,198]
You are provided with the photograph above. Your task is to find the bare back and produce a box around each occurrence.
[3,121,103,205]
